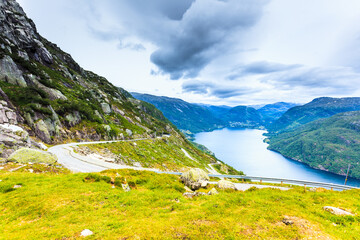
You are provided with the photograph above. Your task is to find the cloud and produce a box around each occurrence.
[87,0,268,79]
[182,80,212,94]
[261,66,360,94]
[117,41,145,51]
[182,80,259,98]
[227,61,302,80]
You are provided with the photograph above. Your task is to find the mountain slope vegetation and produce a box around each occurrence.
[268,111,360,178]
[133,93,297,134]
[270,97,360,133]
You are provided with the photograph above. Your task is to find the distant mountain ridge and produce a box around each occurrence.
[269,97,360,132]
[132,92,296,134]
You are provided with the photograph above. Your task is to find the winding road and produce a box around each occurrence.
[48,138,159,173]
[47,138,357,191]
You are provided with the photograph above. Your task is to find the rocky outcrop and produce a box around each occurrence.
[0,100,17,124]
[180,168,210,190]
[0,55,27,87]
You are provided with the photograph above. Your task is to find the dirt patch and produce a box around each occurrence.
[281,216,333,240]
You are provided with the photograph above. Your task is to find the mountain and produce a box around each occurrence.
[131,93,224,134]
[132,92,264,134]
[267,111,360,179]
[0,0,236,174]
[269,97,360,132]
[258,102,299,125]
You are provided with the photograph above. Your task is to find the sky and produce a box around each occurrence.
[17,0,360,106]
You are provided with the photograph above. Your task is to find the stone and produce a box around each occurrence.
[0,56,27,87]
[183,191,206,198]
[208,188,219,195]
[122,183,131,192]
[8,148,57,164]
[13,185,22,189]
[65,111,81,127]
[125,129,133,137]
[80,229,93,237]
[34,119,51,143]
[184,186,193,192]
[180,168,210,190]
[201,181,208,188]
[101,103,112,114]
[217,180,236,190]
[323,206,354,216]
[27,75,67,101]
[282,216,294,225]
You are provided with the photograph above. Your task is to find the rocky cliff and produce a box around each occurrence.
[0,0,175,158]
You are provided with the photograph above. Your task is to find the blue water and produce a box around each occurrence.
[194,128,360,187]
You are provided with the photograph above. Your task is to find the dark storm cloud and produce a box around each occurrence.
[227,61,302,80]
[88,0,268,79]
[182,80,259,98]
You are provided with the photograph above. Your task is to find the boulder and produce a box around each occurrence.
[125,129,133,137]
[208,188,219,195]
[80,229,93,237]
[101,103,112,114]
[8,148,57,164]
[183,191,206,198]
[121,183,131,192]
[323,206,354,216]
[217,180,236,190]
[180,168,210,190]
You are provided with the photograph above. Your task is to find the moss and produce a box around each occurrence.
[8,148,57,164]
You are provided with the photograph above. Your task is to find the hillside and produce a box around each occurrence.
[1,168,359,239]
[270,97,360,132]
[132,92,268,134]
[258,102,299,125]
[131,93,224,134]
[0,0,236,173]
[268,111,360,179]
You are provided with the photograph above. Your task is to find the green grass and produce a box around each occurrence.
[82,136,241,174]
[0,169,359,239]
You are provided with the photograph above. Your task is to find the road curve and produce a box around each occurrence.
[48,138,159,173]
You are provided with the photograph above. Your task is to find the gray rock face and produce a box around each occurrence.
[0,56,27,87]
[65,111,81,127]
[0,0,54,65]
[34,119,51,143]
[0,124,30,158]
[27,74,67,101]
[0,101,17,124]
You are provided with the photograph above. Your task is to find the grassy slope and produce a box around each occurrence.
[268,111,360,179]
[1,169,359,239]
[80,136,241,174]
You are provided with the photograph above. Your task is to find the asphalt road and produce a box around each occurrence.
[48,139,157,173]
